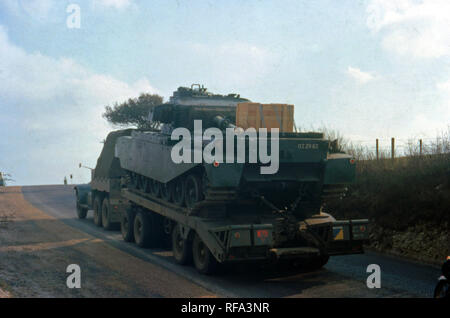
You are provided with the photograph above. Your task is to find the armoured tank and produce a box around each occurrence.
[115,85,356,219]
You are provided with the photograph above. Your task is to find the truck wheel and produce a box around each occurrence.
[101,198,114,231]
[93,196,102,227]
[172,177,185,206]
[76,202,88,219]
[172,225,192,265]
[121,209,135,242]
[192,233,218,275]
[185,175,203,209]
[134,211,151,247]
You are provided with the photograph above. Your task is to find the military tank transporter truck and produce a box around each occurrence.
[75,85,369,274]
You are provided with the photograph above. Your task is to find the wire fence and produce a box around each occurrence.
[343,136,450,160]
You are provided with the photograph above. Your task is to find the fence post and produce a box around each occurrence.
[391,137,395,160]
[419,139,423,156]
[376,139,379,160]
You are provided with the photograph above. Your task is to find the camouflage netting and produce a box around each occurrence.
[94,129,134,178]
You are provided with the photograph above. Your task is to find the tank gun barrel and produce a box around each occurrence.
[213,115,236,130]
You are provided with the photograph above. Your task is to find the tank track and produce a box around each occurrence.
[125,170,240,213]
[125,171,348,215]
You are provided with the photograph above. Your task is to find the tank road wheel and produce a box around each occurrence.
[192,233,218,275]
[143,177,151,194]
[151,180,161,198]
[121,208,135,242]
[76,202,88,219]
[161,182,173,202]
[131,173,139,190]
[172,224,192,265]
[93,196,102,227]
[185,174,203,209]
[101,198,114,231]
[172,178,185,206]
[134,211,151,248]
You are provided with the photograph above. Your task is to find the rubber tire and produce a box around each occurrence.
[121,209,135,242]
[133,211,165,248]
[172,225,192,265]
[134,211,151,248]
[93,196,102,227]
[185,174,203,209]
[101,198,114,231]
[192,233,218,275]
[76,202,87,219]
[172,178,185,206]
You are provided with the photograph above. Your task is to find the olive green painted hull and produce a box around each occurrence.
[115,130,356,188]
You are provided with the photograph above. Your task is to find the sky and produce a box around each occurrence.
[0,0,449,185]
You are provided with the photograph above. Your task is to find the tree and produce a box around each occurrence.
[103,93,163,129]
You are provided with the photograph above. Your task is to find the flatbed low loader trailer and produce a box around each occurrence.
[76,180,369,275]
[122,188,369,272]
[75,114,369,274]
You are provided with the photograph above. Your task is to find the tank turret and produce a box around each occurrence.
[150,85,249,131]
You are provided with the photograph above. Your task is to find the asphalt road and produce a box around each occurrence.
[21,185,440,298]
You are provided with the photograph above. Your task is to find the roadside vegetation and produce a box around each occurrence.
[103,93,163,129]
[321,127,450,263]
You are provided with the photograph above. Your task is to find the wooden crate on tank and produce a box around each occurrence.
[236,102,294,132]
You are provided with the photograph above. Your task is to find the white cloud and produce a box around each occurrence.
[437,79,450,92]
[366,0,450,58]
[0,25,156,185]
[2,0,56,22]
[93,0,132,10]
[187,42,276,87]
[346,66,375,84]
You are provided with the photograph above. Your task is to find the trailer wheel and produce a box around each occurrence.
[134,211,165,248]
[101,198,114,231]
[134,211,151,248]
[185,175,203,209]
[192,233,218,275]
[76,202,88,219]
[121,209,135,242]
[93,196,102,227]
[172,178,185,206]
[172,225,192,265]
